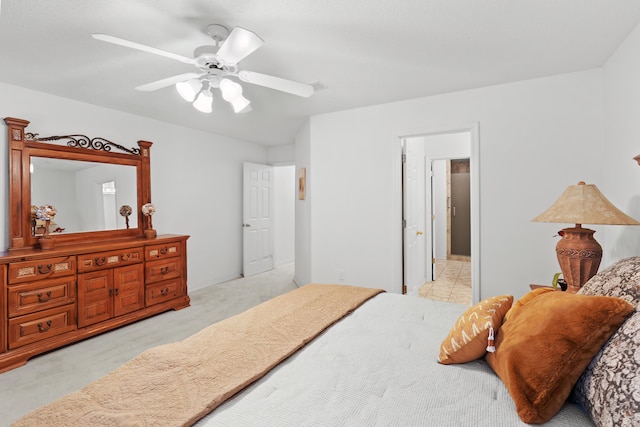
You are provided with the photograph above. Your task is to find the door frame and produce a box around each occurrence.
[393,122,480,304]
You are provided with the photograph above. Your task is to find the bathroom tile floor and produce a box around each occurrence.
[418,258,472,306]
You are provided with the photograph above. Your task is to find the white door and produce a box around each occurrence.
[243,162,274,276]
[403,139,427,294]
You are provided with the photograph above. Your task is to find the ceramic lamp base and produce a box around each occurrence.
[555,226,602,293]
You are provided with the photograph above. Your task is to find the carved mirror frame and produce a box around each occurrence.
[5,117,152,250]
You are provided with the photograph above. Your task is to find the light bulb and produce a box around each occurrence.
[220,78,250,113]
[219,78,243,101]
[176,79,202,102]
[231,96,251,113]
[192,90,213,113]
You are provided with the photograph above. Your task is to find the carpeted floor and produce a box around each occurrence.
[0,263,297,427]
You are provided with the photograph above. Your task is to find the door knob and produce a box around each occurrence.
[416,231,423,235]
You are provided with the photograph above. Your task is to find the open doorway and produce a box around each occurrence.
[424,158,471,305]
[401,125,479,304]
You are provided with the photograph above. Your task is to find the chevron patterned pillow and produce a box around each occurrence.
[438,294,513,365]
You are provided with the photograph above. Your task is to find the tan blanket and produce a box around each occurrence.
[13,284,384,427]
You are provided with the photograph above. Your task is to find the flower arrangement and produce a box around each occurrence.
[35,205,57,237]
[141,202,156,238]
[119,205,133,229]
[141,203,156,217]
[119,205,133,217]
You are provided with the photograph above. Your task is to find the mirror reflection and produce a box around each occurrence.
[30,157,138,236]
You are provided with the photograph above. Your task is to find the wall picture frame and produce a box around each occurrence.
[298,167,306,200]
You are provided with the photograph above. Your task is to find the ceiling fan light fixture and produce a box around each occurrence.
[219,78,242,100]
[176,78,202,102]
[220,78,251,113]
[93,24,315,116]
[192,89,213,113]
[231,96,251,113]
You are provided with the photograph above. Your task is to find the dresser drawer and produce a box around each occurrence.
[145,257,182,284]
[77,247,143,273]
[8,304,76,349]
[145,279,185,306]
[8,276,76,318]
[145,241,182,261]
[8,256,75,284]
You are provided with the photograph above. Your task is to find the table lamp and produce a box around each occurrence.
[532,181,639,293]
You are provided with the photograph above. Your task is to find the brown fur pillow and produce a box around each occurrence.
[485,291,633,424]
[503,287,555,322]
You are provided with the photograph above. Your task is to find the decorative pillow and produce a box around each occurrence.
[485,290,634,424]
[438,294,513,365]
[574,256,640,427]
[503,287,555,322]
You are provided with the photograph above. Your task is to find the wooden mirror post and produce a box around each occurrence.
[5,117,30,249]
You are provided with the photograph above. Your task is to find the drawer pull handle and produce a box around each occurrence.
[114,288,119,296]
[38,320,52,332]
[160,266,170,275]
[160,247,168,255]
[160,288,170,296]
[38,264,53,275]
[37,291,52,303]
[121,253,131,261]
[94,257,107,266]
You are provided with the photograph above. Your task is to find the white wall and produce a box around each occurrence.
[600,22,640,264]
[294,121,312,286]
[268,144,295,165]
[272,165,295,266]
[299,69,605,299]
[0,82,268,290]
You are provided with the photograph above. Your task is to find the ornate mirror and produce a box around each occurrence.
[4,117,152,250]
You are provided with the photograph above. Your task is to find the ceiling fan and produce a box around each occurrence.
[92,24,315,114]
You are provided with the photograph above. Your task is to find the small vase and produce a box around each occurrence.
[38,237,54,250]
[144,229,157,239]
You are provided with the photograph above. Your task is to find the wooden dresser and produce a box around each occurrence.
[2,117,191,373]
[0,235,189,373]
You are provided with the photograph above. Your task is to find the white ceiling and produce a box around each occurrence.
[1,0,640,146]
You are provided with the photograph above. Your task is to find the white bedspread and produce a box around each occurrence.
[198,293,594,426]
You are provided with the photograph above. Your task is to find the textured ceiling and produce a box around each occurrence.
[1,0,640,146]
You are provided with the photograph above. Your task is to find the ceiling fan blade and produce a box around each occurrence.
[216,27,264,65]
[92,33,195,65]
[135,72,203,92]
[237,70,314,97]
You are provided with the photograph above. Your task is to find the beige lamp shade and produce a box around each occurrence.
[533,181,639,293]
[532,181,640,226]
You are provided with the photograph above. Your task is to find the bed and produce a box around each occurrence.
[13,257,640,427]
